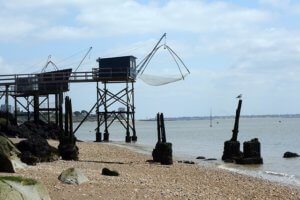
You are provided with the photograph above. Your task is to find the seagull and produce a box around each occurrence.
[236,94,242,99]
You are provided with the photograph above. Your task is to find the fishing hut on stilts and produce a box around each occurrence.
[0,67,72,130]
[0,33,190,143]
[93,56,138,142]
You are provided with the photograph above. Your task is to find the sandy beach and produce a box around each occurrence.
[1,140,300,200]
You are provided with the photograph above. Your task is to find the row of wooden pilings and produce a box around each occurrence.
[151,99,263,166]
[58,96,78,160]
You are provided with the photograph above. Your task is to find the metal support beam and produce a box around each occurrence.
[55,94,59,126]
[33,95,39,123]
[95,81,102,142]
[14,96,17,124]
[58,92,63,130]
[5,85,9,127]
[96,81,137,143]
[131,82,137,141]
[47,95,50,124]
[103,82,109,141]
[125,81,131,142]
[73,101,97,134]
[26,97,30,121]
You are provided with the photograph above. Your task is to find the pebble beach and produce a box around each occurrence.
[1,140,300,200]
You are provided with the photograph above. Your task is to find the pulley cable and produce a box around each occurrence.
[165,45,190,74]
[165,45,184,79]
[140,44,163,75]
[136,33,190,86]
[74,46,93,72]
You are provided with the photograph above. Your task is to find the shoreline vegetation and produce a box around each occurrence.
[2,139,299,200]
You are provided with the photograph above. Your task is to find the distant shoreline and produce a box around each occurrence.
[140,114,300,121]
[14,113,300,123]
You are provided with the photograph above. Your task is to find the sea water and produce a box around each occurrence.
[74,117,300,186]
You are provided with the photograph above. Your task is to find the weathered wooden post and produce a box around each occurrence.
[156,113,161,143]
[231,99,242,142]
[222,99,263,164]
[33,95,39,123]
[222,100,243,162]
[58,96,78,160]
[152,113,173,165]
[160,113,166,143]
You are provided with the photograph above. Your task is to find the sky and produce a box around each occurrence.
[0,0,300,119]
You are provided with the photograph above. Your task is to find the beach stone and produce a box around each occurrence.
[16,135,59,165]
[20,151,39,166]
[102,168,119,176]
[183,160,195,164]
[20,121,62,139]
[0,135,26,172]
[58,168,88,185]
[3,120,62,140]
[0,111,17,126]
[0,176,51,200]
[0,180,23,200]
[196,156,205,159]
[0,117,11,130]
[204,158,217,161]
[283,151,299,158]
[152,142,173,165]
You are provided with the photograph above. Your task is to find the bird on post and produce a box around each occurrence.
[236,94,242,99]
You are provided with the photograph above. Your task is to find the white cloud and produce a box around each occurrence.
[0,0,272,40]
[194,26,300,74]
[0,16,36,39]
[74,0,271,35]
[38,26,94,40]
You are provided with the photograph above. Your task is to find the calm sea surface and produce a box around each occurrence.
[74,117,300,186]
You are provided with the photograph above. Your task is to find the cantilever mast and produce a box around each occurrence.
[74,46,93,72]
[136,33,166,75]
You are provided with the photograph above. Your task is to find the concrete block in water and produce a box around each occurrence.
[131,135,137,142]
[222,140,242,161]
[103,132,109,142]
[125,135,131,143]
[95,131,102,142]
[236,138,263,164]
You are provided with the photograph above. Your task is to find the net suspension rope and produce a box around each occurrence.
[136,33,190,86]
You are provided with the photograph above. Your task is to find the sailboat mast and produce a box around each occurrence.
[210,108,212,127]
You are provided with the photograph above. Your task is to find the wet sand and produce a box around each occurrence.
[1,140,300,200]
